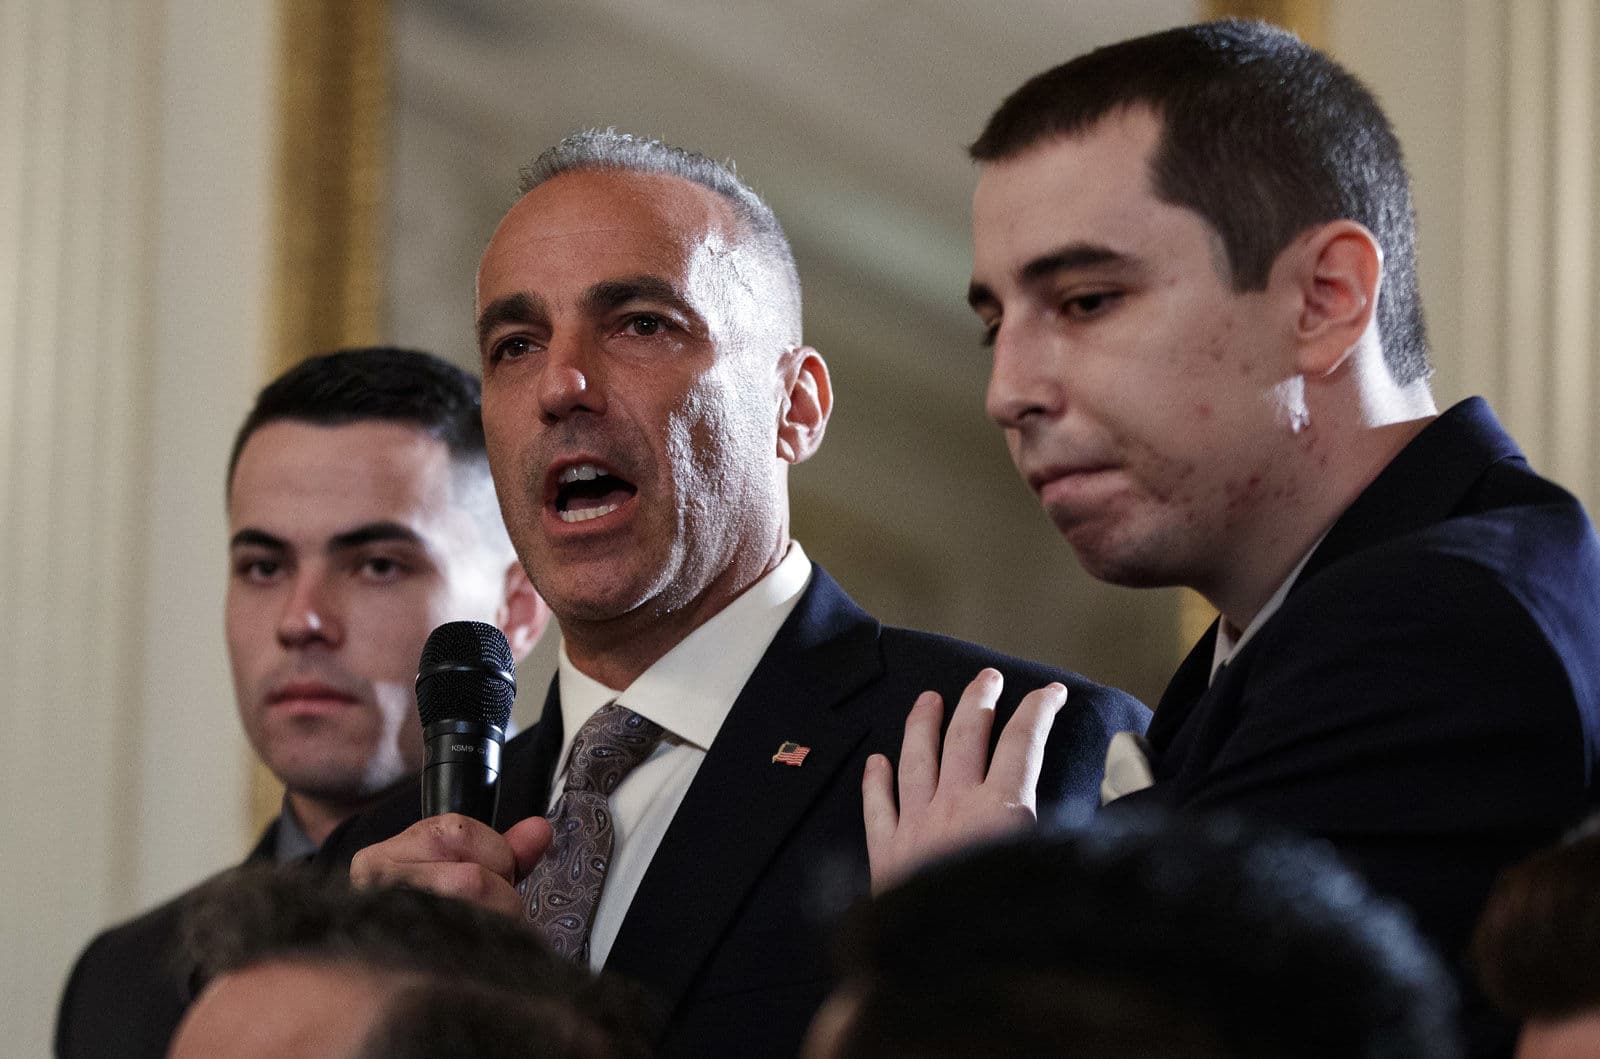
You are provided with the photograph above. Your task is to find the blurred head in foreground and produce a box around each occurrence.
[168,865,655,1059]
[1474,817,1600,1059]
[810,813,1459,1059]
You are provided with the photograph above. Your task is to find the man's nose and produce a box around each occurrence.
[985,323,1062,430]
[538,332,606,423]
[277,572,343,649]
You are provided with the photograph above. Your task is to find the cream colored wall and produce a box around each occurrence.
[1330,0,1469,406]
[1,2,275,1054]
[1332,0,1600,514]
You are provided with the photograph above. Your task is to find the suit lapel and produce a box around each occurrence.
[1136,400,1521,803]
[495,680,567,828]
[602,567,883,1013]
[1145,619,1218,759]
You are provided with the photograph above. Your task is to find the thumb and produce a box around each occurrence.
[505,816,554,882]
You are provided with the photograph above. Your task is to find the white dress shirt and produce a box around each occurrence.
[550,542,812,971]
[1209,531,1328,683]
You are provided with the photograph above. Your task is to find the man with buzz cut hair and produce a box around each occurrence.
[56,347,551,1059]
[869,19,1600,1059]
[329,128,1149,1058]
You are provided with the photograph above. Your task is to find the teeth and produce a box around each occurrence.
[558,463,603,485]
[558,502,620,524]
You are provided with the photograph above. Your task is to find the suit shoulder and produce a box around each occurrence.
[875,624,1149,728]
[1293,503,1600,678]
[65,890,189,984]
[1253,537,1595,769]
[56,886,204,1059]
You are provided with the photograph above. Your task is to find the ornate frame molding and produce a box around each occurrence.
[253,0,392,828]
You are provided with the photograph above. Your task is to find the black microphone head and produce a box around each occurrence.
[416,620,516,729]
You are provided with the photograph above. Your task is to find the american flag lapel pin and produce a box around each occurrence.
[772,741,811,766]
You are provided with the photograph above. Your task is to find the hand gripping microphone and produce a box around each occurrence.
[416,620,516,825]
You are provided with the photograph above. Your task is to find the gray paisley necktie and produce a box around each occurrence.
[519,702,664,960]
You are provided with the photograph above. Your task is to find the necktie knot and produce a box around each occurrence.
[564,701,664,795]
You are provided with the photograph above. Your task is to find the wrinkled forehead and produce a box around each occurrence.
[478,169,745,296]
[476,167,794,350]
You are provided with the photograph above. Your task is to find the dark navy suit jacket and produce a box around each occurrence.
[323,564,1149,1057]
[55,823,280,1059]
[1116,399,1600,1057]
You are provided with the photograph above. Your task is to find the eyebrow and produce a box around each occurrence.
[229,522,425,553]
[580,275,696,319]
[967,242,1132,311]
[475,276,701,349]
[476,291,548,349]
[328,521,426,552]
[230,528,286,551]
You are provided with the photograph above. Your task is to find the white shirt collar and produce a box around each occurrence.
[1210,531,1329,683]
[554,541,813,760]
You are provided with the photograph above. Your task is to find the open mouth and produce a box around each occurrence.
[551,461,638,524]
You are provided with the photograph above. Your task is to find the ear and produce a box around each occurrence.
[494,559,550,664]
[1289,220,1383,376]
[776,346,832,465]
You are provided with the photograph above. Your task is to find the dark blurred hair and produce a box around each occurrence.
[830,812,1459,1059]
[227,347,487,488]
[356,979,633,1059]
[972,19,1430,386]
[182,864,658,1055]
[1473,816,1600,1020]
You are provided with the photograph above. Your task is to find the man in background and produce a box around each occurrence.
[869,19,1600,1057]
[56,348,549,1058]
[334,130,1148,1057]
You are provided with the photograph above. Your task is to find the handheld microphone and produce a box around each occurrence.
[416,620,516,825]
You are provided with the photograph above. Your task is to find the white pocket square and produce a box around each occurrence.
[1100,730,1156,805]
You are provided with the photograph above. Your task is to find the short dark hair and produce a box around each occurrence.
[226,347,487,488]
[831,813,1459,1059]
[518,128,802,346]
[1472,817,1600,1021]
[181,864,659,1053]
[972,19,1430,386]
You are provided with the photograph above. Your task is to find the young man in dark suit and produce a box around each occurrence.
[873,20,1600,1059]
[336,130,1148,1058]
[55,349,549,1059]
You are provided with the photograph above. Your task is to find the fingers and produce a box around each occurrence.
[505,816,555,882]
[939,668,1004,788]
[988,683,1067,809]
[861,752,899,882]
[350,814,524,918]
[895,690,944,811]
[862,672,1067,897]
[388,859,525,917]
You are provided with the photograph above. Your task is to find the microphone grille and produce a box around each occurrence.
[416,620,516,729]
